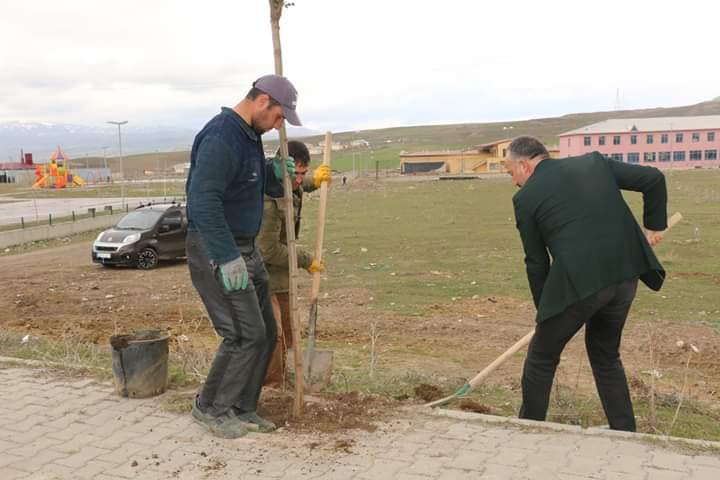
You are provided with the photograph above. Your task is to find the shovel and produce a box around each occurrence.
[303,132,334,392]
[426,212,683,408]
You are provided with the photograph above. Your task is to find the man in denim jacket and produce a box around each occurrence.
[185,74,300,438]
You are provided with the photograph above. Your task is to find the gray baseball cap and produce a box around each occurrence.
[253,74,301,126]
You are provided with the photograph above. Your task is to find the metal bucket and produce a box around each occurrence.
[110,330,169,398]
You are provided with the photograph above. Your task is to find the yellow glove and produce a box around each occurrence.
[307,258,325,273]
[312,164,332,188]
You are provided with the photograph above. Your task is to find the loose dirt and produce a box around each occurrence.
[2,242,720,436]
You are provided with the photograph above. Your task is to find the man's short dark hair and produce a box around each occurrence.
[279,140,310,166]
[508,136,549,160]
[246,87,281,107]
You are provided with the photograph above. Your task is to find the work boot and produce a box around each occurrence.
[191,399,248,439]
[230,408,276,433]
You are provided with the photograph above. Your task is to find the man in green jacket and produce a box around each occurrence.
[506,136,667,431]
[257,140,331,386]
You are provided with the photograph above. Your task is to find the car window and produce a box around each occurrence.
[160,212,183,231]
[116,210,165,230]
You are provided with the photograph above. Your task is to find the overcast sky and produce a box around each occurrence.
[1,0,718,133]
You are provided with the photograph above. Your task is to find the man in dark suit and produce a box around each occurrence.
[506,136,667,431]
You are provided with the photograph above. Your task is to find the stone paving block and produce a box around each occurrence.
[46,422,93,442]
[5,436,63,459]
[514,464,567,479]
[642,468,689,480]
[357,459,411,479]
[313,464,365,480]
[602,454,646,475]
[575,436,616,458]
[375,442,424,460]
[54,446,112,469]
[692,454,720,469]
[69,459,117,480]
[27,461,77,480]
[478,463,522,479]
[418,438,469,458]
[436,467,483,480]
[557,474,598,480]
[403,454,448,476]
[7,448,67,473]
[690,465,720,480]
[608,440,652,459]
[504,432,554,451]
[0,439,18,453]
[601,471,647,480]
[92,428,143,450]
[51,434,104,455]
[106,458,154,479]
[560,455,607,477]
[94,442,144,465]
[648,451,692,472]
[0,466,30,479]
[452,450,495,471]
[485,447,530,468]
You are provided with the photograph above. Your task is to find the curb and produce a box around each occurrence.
[421,406,720,450]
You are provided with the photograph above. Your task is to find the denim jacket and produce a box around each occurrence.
[186,107,274,265]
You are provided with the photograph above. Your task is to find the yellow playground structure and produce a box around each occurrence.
[33,146,86,188]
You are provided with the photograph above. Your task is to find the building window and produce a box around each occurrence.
[568,138,571,147]
[584,136,591,146]
[692,132,700,142]
[676,133,684,143]
[643,152,656,163]
[611,153,624,162]
[598,136,606,146]
[630,135,637,145]
[673,151,686,162]
[627,152,640,164]
[659,152,671,162]
[690,150,702,161]
[706,150,718,160]
[709,132,716,142]
[661,134,669,144]
[647,134,654,144]
[502,148,507,157]
[613,136,621,145]
[602,153,611,159]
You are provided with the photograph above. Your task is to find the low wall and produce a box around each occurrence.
[0,213,125,249]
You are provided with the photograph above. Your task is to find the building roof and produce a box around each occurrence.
[475,138,512,148]
[400,150,465,158]
[559,115,720,136]
[0,163,35,170]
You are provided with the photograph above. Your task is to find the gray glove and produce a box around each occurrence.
[218,256,249,292]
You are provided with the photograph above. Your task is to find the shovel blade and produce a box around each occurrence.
[287,348,334,393]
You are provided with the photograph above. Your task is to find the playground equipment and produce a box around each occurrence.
[32,146,86,189]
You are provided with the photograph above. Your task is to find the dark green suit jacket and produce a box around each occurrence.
[513,152,667,323]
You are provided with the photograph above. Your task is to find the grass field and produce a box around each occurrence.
[2,166,718,441]
[307,169,720,326]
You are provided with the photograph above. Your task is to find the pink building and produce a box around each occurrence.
[558,116,720,169]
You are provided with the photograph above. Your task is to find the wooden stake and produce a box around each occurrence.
[268,0,303,417]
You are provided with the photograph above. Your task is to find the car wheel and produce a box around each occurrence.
[137,248,159,270]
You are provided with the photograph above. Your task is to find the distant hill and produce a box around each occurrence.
[9,98,719,174]
[278,97,720,150]
[0,121,316,163]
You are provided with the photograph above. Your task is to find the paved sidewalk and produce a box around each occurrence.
[0,366,718,480]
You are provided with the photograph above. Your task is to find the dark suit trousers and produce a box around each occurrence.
[519,279,638,431]
[186,231,277,417]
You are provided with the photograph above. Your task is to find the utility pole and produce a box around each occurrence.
[107,121,128,207]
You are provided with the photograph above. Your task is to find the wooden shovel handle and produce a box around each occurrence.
[310,132,332,300]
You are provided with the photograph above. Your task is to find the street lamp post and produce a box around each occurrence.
[107,121,128,207]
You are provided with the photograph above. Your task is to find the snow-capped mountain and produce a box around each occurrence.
[0,121,196,161]
[0,121,319,162]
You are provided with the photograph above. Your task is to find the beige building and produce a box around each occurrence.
[400,139,559,174]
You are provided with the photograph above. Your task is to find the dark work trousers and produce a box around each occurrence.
[519,278,639,431]
[186,231,277,417]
